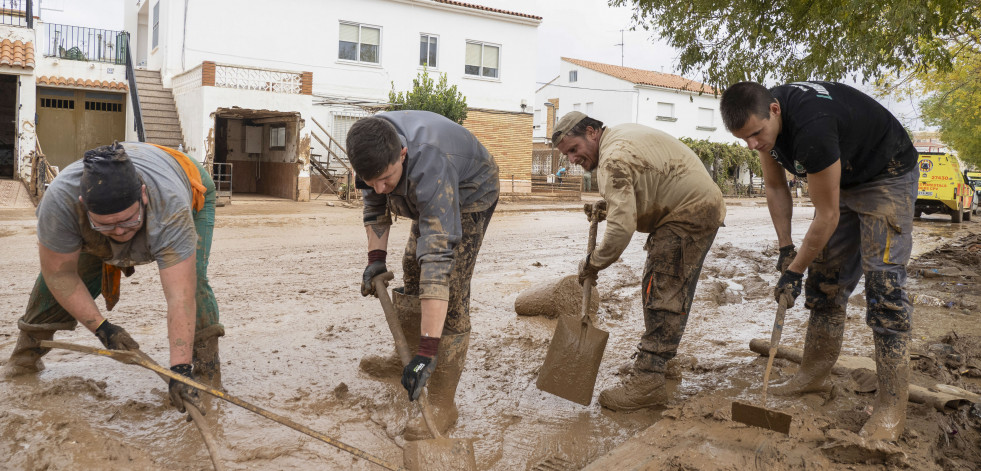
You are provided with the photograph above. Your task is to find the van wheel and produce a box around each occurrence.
[952,200,964,223]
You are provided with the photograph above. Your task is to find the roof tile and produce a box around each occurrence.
[37,75,128,91]
[563,57,714,94]
[0,39,34,69]
[432,0,540,20]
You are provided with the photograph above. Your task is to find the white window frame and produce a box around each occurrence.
[338,22,382,65]
[656,102,677,122]
[269,125,286,150]
[586,102,594,115]
[696,107,717,131]
[569,70,578,83]
[419,33,438,69]
[464,40,501,79]
[152,2,160,49]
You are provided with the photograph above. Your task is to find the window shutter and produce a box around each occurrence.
[361,27,380,46]
[339,23,359,43]
[465,43,481,67]
[483,44,499,68]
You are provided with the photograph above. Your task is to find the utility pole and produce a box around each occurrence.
[614,29,624,66]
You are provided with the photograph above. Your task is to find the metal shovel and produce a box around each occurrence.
[731,296,794,434]
[536,201,610,406]
[372,272,478,471]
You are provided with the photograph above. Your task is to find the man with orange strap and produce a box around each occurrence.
[0,142,221,416]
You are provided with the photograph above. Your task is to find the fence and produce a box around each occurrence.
[43,23,126,64]
[212,162,233,205]
[0,0,32,28]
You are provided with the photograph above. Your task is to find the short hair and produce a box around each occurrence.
[564,116,604,140]
[720,82,776,131]
[346,117,402,180]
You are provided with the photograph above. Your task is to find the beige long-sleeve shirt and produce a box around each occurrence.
[592,124,726,269]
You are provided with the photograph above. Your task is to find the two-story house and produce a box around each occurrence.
[123,0,541,201]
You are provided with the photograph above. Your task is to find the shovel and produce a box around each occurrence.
[731,296,794,434]
[536,201,610,406]
[371,272,478,471]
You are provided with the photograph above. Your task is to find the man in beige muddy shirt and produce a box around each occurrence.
[553,112,726,411]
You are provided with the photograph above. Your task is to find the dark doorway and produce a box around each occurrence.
[0,74,16,178]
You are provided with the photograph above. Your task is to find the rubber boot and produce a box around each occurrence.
[359,288,420,378]
[1,329,55,379]
[403,331,469,440]
[859,331,910,441]
[192,325,224,389]
[598,370,668,411]
[771,310,844,395]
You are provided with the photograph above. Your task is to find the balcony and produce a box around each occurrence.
[42,23,126,64]
[0,0,32,29]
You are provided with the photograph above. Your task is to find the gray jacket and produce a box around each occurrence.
[362,110,499,300]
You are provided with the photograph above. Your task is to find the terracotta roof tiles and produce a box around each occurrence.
[564,57,714,94]
[37,76,128,91]
[432,0,541,20]
[0,39,35,69]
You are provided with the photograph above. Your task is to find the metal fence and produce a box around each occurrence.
[43,23,126,64]
[0,0,32,28]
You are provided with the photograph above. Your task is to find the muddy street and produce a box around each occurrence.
[1,198,980,470]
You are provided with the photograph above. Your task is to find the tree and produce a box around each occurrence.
[679,138,760,193]
[388,68,468,124]
[919,48,981,167]
[612,0,981,89]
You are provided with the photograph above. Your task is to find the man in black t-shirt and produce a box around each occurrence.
[720,81,917,443]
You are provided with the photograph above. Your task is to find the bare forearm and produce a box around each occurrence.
[366,224,390,252]
[167,298,195,366]
[419,298,448,339]
[788,208,838,273]
[43,269,105,332]
[765,184,794,247]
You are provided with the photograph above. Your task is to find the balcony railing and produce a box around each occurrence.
[0,0,32,28]
[43,23,126,64]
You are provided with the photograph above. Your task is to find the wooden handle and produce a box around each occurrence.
[760,297,790,406]
[581,202,601,325]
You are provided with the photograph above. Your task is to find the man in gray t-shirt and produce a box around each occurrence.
[1,142,222,417]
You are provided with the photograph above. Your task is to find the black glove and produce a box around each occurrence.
[168,363,203,414]
[401,355,437,401]
[578,255,599,286]
[94,320,140,351]
[774,270,804,306]
[777,244,797,273]
[361,260,387,297]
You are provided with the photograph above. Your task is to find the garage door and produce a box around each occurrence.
[37,87,126,170]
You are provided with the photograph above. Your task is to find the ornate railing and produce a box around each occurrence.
[172,63,203,97]
[0,0,32,28]
[43,23,126,64]
[214,63,303,94]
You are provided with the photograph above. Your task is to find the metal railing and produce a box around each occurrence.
[43,23,126,64]
[212,162,233,205]
[122,32,145,142]
[1,0,32,28]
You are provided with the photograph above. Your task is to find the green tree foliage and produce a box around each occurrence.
[389,68,468,124]
[679,138,761,193]
[919,49,981,167]
[612,0,981,89]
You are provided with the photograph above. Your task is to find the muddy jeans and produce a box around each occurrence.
[18,158,223,340]
[402,200,497,335]
[804,169,918,335]
[635,223,719,373]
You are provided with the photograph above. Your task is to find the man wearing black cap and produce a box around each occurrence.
[1,142,222,415]
[552,111,726,411]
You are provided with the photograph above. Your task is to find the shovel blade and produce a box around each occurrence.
[536,315,609,406]
[731,401,793,435]
[403,438,478,471]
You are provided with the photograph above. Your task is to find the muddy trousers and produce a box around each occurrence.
[634,224,719,374]
[13,158,223,368]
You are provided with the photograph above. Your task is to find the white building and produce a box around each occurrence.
[534,57,738,145]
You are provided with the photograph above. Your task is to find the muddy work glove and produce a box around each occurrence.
[401,336,439,401]
[94,320,140,351]
[776,244,797,273]
[168,363,203,414]
[578,255,600,286]
[361,250,387,297]
[774,270,804,306]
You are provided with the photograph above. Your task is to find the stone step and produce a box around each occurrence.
[147,124,182,134]
[137,88,174,98]
[143,115,180,126]
[140,109,179,119]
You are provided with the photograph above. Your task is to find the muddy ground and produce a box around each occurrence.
[1,196,979,470]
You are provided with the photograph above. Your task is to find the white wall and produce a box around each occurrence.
[1,25,37,179]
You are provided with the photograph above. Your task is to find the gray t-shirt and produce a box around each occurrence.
[37,142,197,269]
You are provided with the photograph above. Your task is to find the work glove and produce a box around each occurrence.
[774,270,804,307]
[168,363,203,414]
[578,255,599,286]
[401,355,437,401]
[94,320,140,351]
[583,200,608,222]
[361,249,388,297]
[776,244,797,273]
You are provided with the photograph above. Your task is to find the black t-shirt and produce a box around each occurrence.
[770,81,916,187]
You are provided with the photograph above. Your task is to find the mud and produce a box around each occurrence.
[1,197,979,470]
[513,274,600,319]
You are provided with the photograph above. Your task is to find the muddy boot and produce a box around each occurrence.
[192,325,224,389]
[771,310,844,396]
[860,331,910,442]
[598,370,668,411]
[1,330,55,379]
[403,331,468,441]
[360,288,421,378]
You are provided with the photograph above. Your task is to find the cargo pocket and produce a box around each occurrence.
[881,214,912,265]
[642,232,686,314]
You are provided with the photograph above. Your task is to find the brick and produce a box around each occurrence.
[462,109,532,181]
[201,61,216,87]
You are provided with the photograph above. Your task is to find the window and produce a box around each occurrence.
[40,98,74,109]
[696,107,716,131]
[465,41,499,78]
[573,103,581,111]
[270,126,286,150]
[569,70,577,82]
[152,2,160,49]
[586,102,594,114]
[419,34,438,68]
[656,102,676,122]
[339,22,381,64]
[534,108,542,129]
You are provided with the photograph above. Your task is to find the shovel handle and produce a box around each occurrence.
[580,201,603,325]
[371,272,446,441]
[760,297,790,405]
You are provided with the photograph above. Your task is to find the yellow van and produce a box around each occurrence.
[915,152,975,223]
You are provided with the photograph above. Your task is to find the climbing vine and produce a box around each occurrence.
[679,138,761,194]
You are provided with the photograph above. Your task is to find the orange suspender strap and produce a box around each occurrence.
[101,264,122,311]
[148,143,206,212]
